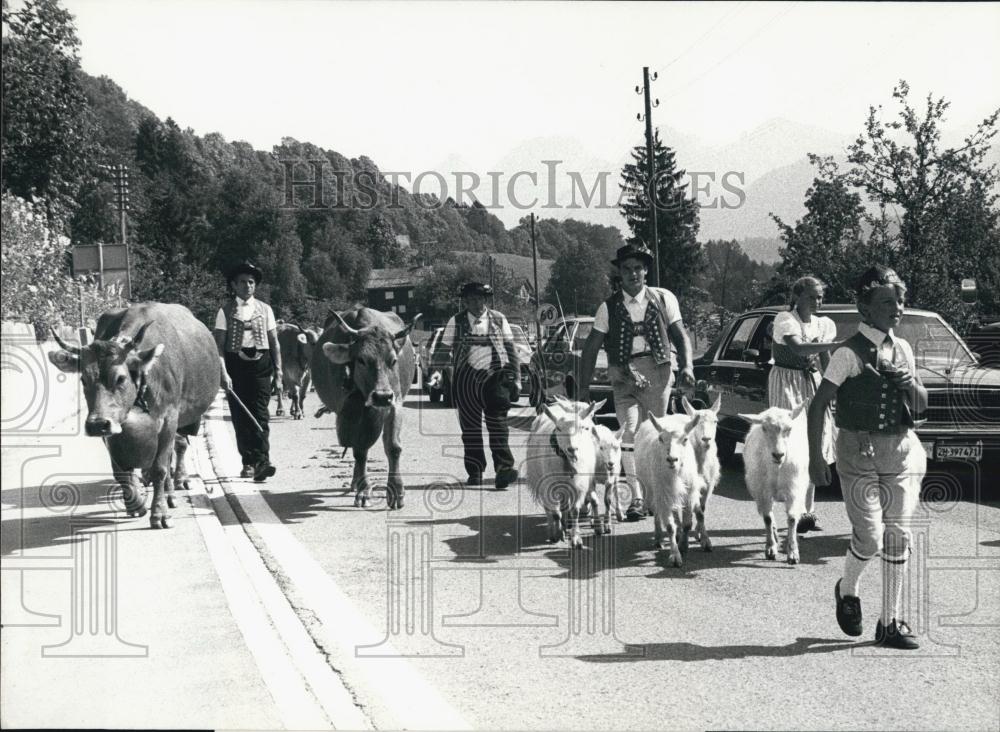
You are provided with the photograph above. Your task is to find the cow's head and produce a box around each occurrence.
[48,322,164,436]
[322,312,421,408]
[290,323,318,367]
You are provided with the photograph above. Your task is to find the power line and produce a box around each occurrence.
[653,1,749,76]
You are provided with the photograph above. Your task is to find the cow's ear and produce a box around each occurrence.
[393,313,423,343]
[132,344,165,376]
[322,342,351,364]
[297,333,308,345]
[48,349,81,373]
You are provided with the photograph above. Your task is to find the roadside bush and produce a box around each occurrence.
[1,193,122,338]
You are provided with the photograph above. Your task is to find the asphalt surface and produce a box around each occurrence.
[251,385,1000,730]
[4,335,999,730]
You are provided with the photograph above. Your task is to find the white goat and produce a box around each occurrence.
[634,411,703,567]
[544,397,624,534]
[740,402,809,564]
[526,401,602,548]
[680,395,722,551]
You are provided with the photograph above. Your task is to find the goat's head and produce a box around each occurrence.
[739,401,806,465]
[647,411,698,471]
[682,394,721,449]
[542,403,599,470]
[591,423,626,475]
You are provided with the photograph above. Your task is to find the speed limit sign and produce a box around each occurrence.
[537,303,559,325]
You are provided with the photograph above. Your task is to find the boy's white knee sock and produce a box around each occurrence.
[842,548,872,596]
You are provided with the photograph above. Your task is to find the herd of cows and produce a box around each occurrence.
[46,301,818,565]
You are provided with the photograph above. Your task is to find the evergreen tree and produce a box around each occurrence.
[619,130,702,297]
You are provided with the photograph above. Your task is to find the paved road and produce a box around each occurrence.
[4,335,999,729]
[249,385,1000,730]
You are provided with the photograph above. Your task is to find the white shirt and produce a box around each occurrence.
[214,296,277,349]
[593,286,682,354]
[769,310,837,365]
[441,310,514,371]
[823,322,915,387]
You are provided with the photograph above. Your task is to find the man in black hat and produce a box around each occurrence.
[440,281,521,489]
[578,242,696,520]
[214,261,283,481]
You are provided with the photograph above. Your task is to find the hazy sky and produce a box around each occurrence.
[62,1,1000,176]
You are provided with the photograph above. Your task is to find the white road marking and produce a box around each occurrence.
[188,434,369,730]
[202,395,472,730]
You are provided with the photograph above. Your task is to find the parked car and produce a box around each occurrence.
[421,324,540,406]
[691,305,1000,470]
[536,317,616,416]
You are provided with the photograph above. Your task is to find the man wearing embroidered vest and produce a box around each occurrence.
[808,266,928,650]
[441,282,521,489]
[214,261,283,482]
[579,242,696,521]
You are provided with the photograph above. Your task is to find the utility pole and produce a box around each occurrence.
[637,67,661,287]
[488,255,495,308]
[115,164,132,300]
[530,213,541,346]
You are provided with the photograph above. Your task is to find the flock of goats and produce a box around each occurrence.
[526,395,809,567]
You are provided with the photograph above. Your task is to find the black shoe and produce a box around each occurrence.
[834,579,863,637]
[578,503,591,518]
[875,619,919,649]
[253,461,276,483]
[495,468,518,490]
[240,465,254,479]
[467,473,482,487]
[797,512,819,533]
[626,499,647,522]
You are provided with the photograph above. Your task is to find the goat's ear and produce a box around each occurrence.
[648,412,666,433]
[710,394,722,413]
[684,414,700,435]
[790,401,807,420]
[322,342,352,364]
[614,426,626,441]
[542,404,560,425]
[681,395,695,416]
[739,412,764,425]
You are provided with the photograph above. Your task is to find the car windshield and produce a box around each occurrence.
[825,312,977,369]
[509,324,531,349]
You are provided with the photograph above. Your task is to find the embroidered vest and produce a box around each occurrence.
[223,299,268,353]
[604,290,672,368]
[771,312,816,371]
[453,309,509,371]
[834,331,913,433]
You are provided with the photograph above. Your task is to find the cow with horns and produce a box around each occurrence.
[311,307,421,509]
[274,321,319,419]
[48,303,220,528]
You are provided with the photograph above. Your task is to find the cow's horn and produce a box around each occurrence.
[128,321,155,350]
[51,327,82,355]
[331,311,360,337]
[393,313,423,340]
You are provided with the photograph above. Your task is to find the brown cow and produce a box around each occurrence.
[48,303,220,528]
[311,307,420,509]
[274,322,317,419]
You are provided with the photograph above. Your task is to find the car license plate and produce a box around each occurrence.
[936,442,983,461]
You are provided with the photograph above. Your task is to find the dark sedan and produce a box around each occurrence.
[692,305,1000,471]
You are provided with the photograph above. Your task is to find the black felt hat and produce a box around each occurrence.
[610,243,654,268]
[460,281,493,297]
[226,260,264,284]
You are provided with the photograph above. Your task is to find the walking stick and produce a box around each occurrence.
[225,386,264,434]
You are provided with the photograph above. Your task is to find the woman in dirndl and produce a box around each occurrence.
[768,276,841,532]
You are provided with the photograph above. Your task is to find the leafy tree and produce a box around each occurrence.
[845,80,999,317]
[700,239,775,325]
[1,193,119,335]
[366,214,402,268]
[619,130,703,298]
[772,156,868,303]
[545,240,611,316]
[2,0,98,225]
